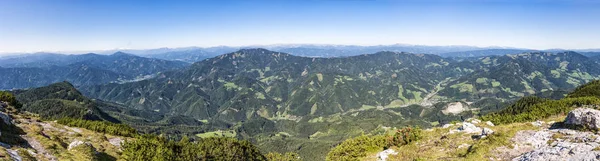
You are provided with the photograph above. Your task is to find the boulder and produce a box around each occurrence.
[0,111,12,125]
[68,140,86,150]
[376,149,398,161]
[68,140,95,151]
[108,137,124,148]
[458,122,481,134]
[482,128,494,136]
[68,140,98,160]
[442,123,454,128]
[472,127,495,139]
[486,121,495,127]
[564,108,600,130]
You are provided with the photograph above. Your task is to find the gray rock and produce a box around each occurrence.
[68,140,93,151]
[513,138,600,161]
[108,137,124,148]
[486,121,495,127]
[473,127,496,139]
[376,149,398,161]
[564,108,600,130]
[6,149,22,161]
[482,128,494,136]
[0,111,12,125]
[458,122,481,134]
[514,130,553,149]
[512,128,600,161]
[442,123,454,128]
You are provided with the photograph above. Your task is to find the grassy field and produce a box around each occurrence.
[195,130,237,138]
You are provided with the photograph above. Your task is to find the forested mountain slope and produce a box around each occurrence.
[79,49,600,160]
[83,49,600,122]
[11,81,119,122]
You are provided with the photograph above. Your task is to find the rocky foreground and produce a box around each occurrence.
[372,107,600,161]
[0,101,129,161]
[509,108,600,161]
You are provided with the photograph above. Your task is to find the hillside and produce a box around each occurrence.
[0,52,189,89]
[0,91,291,161]
[79,49,600,160]
[11,81,120,122]
[437,52,600,102]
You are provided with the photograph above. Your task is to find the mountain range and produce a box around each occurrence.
[82,49,600,121]
[0,52,188,89]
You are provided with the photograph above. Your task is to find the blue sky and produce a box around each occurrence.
[1,0,599,53]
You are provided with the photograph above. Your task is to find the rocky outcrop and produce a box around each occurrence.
[376,149,398,161]
[68,140,98,155]
[448,119,495,139]
[505,108,600,161]
[482,128,494,136]
[564,108,600,130]
[108,137,124,148]
[512,129,600,161]
[6,149,23,161]
[0,101,11,125]
[68,140,90,150]
[0,111,12,125]
[456,122,481,134]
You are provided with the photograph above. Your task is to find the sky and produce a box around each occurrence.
[1,0,599,54]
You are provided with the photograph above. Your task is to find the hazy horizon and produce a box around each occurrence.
[1,43,600,56]
[1,0,599,54]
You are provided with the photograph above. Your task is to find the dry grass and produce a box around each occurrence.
[364,120,542,161]
[364,115,570,161]
[15,115,129,161]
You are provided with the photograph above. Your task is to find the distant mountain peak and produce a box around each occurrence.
[217,48,292,59]
[112,51,134,56]
[236,48,276,53]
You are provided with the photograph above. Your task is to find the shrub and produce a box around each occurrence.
[120,135,267,161]
[326,135,387,161]
[326,127,422,161]
[57,118,137,137]
[0,91,21,108]
[386,127,422,147]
